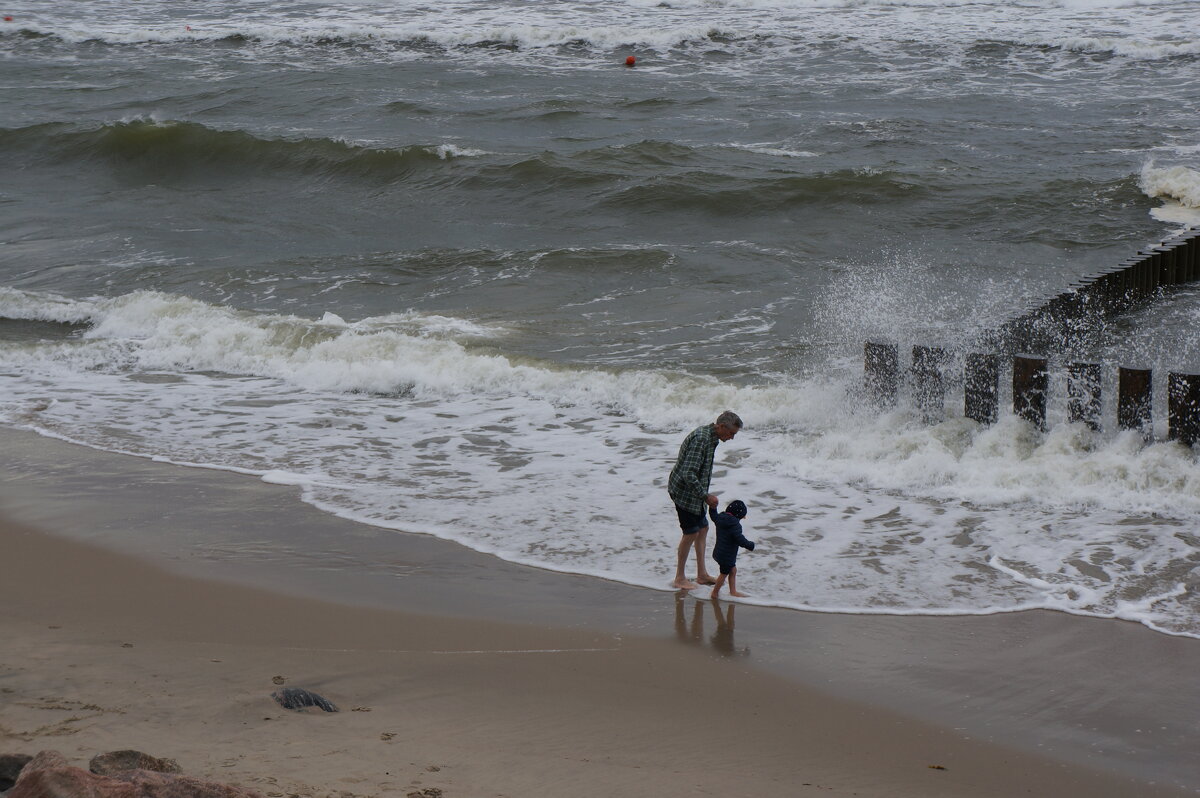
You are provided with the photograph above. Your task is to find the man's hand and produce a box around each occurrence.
[705,493,719,508]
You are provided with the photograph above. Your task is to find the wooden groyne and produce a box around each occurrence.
[988,228,1200,354]
[864,228,1200,444]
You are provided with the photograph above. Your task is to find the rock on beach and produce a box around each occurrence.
[0,754,33,792]
[89,750,182,776]
[270,687,338,712]
[7,750,264,798]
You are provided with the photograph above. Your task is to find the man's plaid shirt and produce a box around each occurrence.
[667,423,719,515]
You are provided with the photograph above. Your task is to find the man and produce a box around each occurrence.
[667,410,742,590]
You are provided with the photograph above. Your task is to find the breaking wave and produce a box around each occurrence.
[0,120,486,181]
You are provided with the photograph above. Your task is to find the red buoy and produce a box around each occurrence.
[3,16,13,22]
[625,56,636,67]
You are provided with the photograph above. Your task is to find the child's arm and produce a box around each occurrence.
[709,506,720,524]
[735,525,755,551]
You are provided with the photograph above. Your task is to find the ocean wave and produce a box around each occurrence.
[602,166,929,213]
[0,288,802,429]
[432,143,491,159]
[726,143,820,158]
[1140,163,1200,209]
[5,120,850,198]
[9,0,1197,70]
[0,287,100,324]
[0,119,489,181]
[2,20,738,53]
[635,0,1186,6]
[2,119,935,218]
[1011,33,1200,60]
[947,31,1200,63]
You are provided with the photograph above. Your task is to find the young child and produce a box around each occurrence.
[709,499,754,599]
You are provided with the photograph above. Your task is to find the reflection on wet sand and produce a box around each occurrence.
[673,593,750,658]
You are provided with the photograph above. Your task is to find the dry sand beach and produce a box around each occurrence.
[1,425,1198,798]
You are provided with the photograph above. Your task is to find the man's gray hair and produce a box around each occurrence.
[715,410,743,429]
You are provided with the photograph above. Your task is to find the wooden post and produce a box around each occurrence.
[1118,367,1152,437]
[912,345,947,423]
[1120,263,1134,298]
[1159,244,1179,286]
[964,353,999,425]
[1067,362,1102,431]
[1094,265,1132,307]
[864,341,899,408]
[1168,372,1200,447]
[1138,254,1156,296]
[1147,250,1164,293]
[1013,356,1048,431]
[1121,257,1140,296]
[1188,232,1200,281]
[1132,255,1148,298]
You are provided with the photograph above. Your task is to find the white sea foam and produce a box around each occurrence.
[432,143,490,159]
[1141,164,1200,209]
[726,143,820,158]
[19,17,730,54]
[0,287,98,324]
[318,311,348,327]
[1141,163,1200,225]
[1052,36,1200,60]
[1149,202,1200,227]
[0,289,794,425]
[20,0,1197,68]
[2,288,1199,639]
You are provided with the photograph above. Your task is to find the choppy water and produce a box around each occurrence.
[3,0,1200,637]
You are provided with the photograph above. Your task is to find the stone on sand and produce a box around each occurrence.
[89,750,182,776]
[270,687,338,712]
[9,750,263,798]
[0,754,33,791]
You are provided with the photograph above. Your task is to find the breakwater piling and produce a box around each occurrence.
[989,228,1200,355]
[864,343,1200,445]
[863,228,1200,445]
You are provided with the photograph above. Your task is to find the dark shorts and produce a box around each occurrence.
[715,558,737,575]
[675,505,707,535]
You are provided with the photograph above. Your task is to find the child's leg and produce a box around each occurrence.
[710,572,727,599]
[729,566,747,597]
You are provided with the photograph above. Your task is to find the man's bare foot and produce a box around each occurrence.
[729,589,748,597]
[696,576,718,586]
[672,578,699,590]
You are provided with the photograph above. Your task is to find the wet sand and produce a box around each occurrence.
[1,425,1197,796]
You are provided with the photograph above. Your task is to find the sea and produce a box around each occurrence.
[3,0,1200,639]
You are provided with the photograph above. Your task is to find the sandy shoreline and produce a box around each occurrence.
[2,425,1198,796]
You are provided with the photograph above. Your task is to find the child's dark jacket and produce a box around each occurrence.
[709,507,755,567]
